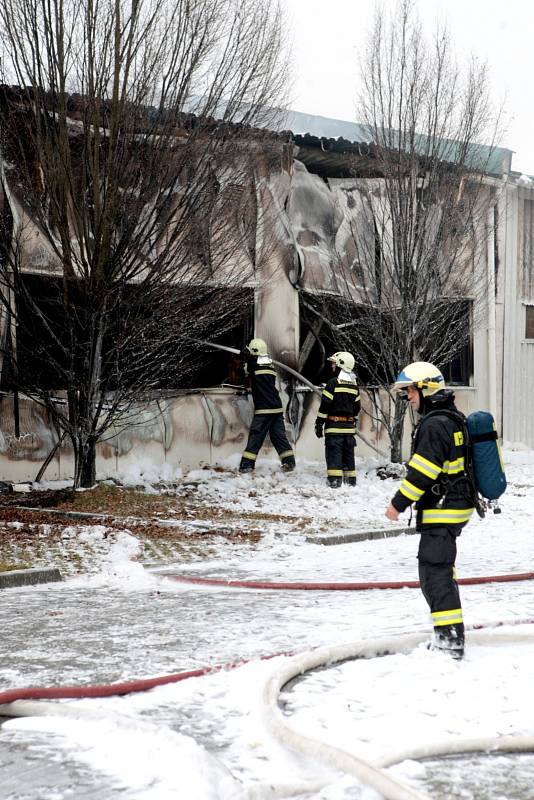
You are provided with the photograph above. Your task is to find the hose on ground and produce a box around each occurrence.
[261,629,534,800]
[2,626,534,798]
[0,652,290,709]
[1,616,532,712]
[164,570,534,591]
[0,697,328,800]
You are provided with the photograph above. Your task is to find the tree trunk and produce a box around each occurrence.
[75,437,97,488]
[389,397,407,463]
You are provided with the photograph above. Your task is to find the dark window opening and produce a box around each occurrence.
[11,274,254,393]
[526,305,534,340]
[299,292,473,388]
[421,300,472,386]
[298,292,395,386]
[189,291,254,389]
[439,345,471,385]
[14,274,70,390]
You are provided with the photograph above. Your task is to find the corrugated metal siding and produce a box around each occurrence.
[522,198,534,300]
[516,341,534,445]
[502,187,534,447]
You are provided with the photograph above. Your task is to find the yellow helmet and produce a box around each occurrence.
[246,338,268,356]
[328,351,355,372]
[393,361,445,397]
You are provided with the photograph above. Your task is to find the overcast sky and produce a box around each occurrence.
[282,0,534,175]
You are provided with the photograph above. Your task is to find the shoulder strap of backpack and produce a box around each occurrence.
[423,409,486,518]
[423,408,466,428]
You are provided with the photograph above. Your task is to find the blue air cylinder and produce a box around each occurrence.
[466,411,507,500]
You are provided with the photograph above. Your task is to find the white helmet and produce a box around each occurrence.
[246,338,268,356]
[392,361,445,397]
[328,351,355,372]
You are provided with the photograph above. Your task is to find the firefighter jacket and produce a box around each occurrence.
[316,373,361,434]
[245,355,283,415]
[391,390,475,529]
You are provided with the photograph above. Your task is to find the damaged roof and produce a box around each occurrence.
[281,108,514,178]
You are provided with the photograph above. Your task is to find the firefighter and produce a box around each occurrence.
[385,361,475,660]
[314,351,360,488]
[239,338,296,473]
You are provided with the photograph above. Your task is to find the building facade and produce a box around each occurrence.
[0,113,532,482]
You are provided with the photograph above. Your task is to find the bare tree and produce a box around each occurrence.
[302,0,500,461]
[0,0,289,486]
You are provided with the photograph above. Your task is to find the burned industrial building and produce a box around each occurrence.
[0,87,532,481]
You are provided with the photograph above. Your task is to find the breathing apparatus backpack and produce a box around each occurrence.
[466,411,507,507]
[426,409,507,518]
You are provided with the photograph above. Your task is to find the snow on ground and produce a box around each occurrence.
[1,449,534,799]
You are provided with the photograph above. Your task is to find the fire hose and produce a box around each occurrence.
[1,571,533,799]
[261,628,534,800]
[199,340,388,457]
[1,571,533,708]
[162,570,534,591]
[2,624,533,800]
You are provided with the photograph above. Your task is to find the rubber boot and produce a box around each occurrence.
[430,623,465,660]
[327,477,342,488]
[344,477,357,487]
[281,457,296,472]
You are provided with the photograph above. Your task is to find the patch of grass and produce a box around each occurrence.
[56,485,179,516]
[0,561,29,571]
[51,485,312,527]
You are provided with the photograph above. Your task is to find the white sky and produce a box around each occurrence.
[282,0,534,175]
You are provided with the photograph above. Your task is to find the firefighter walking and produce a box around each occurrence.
[315,351,361,488]
[385,361,475,660]
[239,338,296,473]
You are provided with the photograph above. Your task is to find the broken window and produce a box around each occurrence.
[10,274,254,392]
[525,305,534,340]
[184,288,254,389]
[421,299,472,386]
[298,291,394,386]
[298,291,473,387]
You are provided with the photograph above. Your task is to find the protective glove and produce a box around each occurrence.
[315,419,324,439]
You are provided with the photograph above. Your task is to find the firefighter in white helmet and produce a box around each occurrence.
[239,338,295,473]
[385,361,475,660]
[314,352,360,488]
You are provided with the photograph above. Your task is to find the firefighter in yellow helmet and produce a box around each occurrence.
[239,338,295,473]
[385,361,475,660]
[314,352,360,487]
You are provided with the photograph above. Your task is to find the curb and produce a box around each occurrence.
[306,526,414,545]
[0,568,63,589]
[8,505,117,522]
[5,506,414,543]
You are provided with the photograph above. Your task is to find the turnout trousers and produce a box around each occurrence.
[239,414,295,471]
[325,434,356,487]
[417,524,464,655]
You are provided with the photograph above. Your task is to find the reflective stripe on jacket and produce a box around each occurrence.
[245,355,283,415]
[316,375,361,435]
[391,392,474,529]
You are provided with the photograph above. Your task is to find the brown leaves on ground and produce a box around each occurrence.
[0,507,261,545]
[0,484,311,526]
[0,484,310,558]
